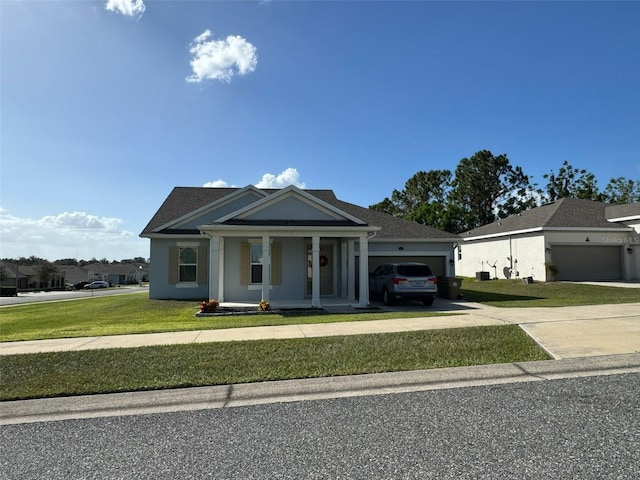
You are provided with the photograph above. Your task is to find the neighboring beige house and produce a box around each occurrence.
[83,263,149,285]
[455,198,640,282]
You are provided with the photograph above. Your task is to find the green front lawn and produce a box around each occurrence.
[0,325,549,401]
[461,279,639,307]
[0,293,457,342]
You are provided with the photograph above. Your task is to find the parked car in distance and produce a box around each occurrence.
[73,281,89,290]
[84,281,109,289]
[369,262,437,306]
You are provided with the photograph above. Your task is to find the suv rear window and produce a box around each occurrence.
[396,265,432,277]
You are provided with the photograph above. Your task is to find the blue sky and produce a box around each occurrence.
[1,0,639,261]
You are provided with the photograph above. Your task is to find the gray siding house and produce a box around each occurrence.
[455,198,640,282]
[141,185,459,306]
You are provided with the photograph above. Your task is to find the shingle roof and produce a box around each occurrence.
[464,197,631,238]
[605,202,640,220]
[330,198,458,240]
[141,187,458,240]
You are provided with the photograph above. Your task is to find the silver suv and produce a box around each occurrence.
[369,262,437,306]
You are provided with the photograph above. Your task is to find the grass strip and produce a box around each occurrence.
[0,325,550,401]
[0,293,458,342]
[461,279,640,307]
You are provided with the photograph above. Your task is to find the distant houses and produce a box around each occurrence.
[0,261,149,291]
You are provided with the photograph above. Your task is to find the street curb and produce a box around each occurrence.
[2,353,639,425]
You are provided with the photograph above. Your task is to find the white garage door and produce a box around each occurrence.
[552,245,622,281]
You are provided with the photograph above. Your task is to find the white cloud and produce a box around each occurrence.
[255,168,306,189]
[105,0,145,18]
[203,180,235,188]
[186,30,258,83]
[0,210,147,261]
[203,168,306,190]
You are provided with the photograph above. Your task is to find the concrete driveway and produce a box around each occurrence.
[463,302,640,359]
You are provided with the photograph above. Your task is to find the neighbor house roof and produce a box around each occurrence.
[141,187,458,240]
[463,197,632,239]
[605,202,640,221]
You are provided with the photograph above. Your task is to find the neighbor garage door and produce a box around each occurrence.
[368,256,447,278]
[552,245,622,281]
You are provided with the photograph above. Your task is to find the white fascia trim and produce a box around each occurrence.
[608,215,640,223]
[543,226,634,233]
[369,237,461,243]
[462,227,543,241]
[152,186,268,233]
[198,225,380,238]
[368,250,450,256]
[212,185,367,225]
[141,233,204,239]
[463,225,634,242]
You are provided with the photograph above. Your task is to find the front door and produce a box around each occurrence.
[306,243,334,296]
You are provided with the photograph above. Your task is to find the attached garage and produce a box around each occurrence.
[552,245,622,281]
[368,256,447,278]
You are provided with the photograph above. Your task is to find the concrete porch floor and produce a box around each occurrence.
[219,297,373,312]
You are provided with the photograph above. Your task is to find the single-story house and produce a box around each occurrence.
[0,262,149,291]
[455,198,640,282]
[140,185,459,306]
[83,263,149,285]
[0,262,39,290]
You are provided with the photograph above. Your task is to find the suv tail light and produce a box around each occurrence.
[427,277,437,284]
[392,278,408,285]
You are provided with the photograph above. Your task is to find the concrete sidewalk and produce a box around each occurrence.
[1,301,638,359]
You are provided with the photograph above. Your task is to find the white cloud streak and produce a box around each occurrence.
[203,180,236,188]
[105,0,145,18]
[0,210,147,261]
[203,168,306,190]
[187,30,258,83]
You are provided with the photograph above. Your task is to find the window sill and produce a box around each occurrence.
[176,282,199,289]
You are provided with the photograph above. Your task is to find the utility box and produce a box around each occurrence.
[475,271,490,281]
[438,277,463,299]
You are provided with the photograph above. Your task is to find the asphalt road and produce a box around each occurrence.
[0,286,148,306]
[1,373,638,479]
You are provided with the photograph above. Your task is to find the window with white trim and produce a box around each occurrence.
[179,247,197,283]
[250,244,263,284]
[240,241,280,287]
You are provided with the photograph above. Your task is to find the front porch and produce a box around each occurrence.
[202,231,378,308]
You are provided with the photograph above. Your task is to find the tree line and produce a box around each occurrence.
[369,150,639,234]
[1,256,148,267]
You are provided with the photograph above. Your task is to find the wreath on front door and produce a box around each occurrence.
[319,255,329,267]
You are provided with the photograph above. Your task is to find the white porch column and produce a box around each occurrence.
[358,234,369,307]
[208,235,220,301]
[347,239,356,301]
[262,235,271,302]
[312,235,321,308]
[218,237,225,302]
[340,241,348,298]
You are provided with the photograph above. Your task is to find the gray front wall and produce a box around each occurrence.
[223,237,308,302]
[150,236,455,301]
[149,238,210,300]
